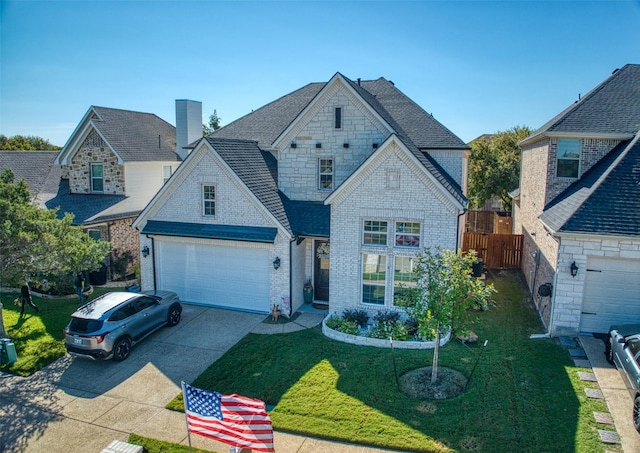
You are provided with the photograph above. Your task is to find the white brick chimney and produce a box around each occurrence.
[175,99,202,160]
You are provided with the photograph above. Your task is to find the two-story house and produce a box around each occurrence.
[51,103,195,279]
[133,73,469,315]
[513,64,640,335]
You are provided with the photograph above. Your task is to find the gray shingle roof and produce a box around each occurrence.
[526,64,640,142]
[540,137,640,236]
[204,137,291,234]
[0,151,62,204]
[210,74,467,207]
[88,106,180,162]
[281,197,330,237]
[44,179,128,225]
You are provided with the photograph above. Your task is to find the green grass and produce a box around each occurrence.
[128,434,217,453]
[168,270,616,453]
[0,286,126,376]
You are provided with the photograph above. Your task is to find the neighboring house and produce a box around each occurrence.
[133,73,469,315]
[513,64,640,335]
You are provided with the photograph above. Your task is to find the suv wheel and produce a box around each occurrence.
[634,395,640,433]
[167,305,182,326]
[606,338,615,364]
[113,337,131,361]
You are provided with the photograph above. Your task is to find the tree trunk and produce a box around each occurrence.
[431,322,440,384]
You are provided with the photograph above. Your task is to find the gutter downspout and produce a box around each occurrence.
[145,234,157,291]
[289,236,296,317]
[456,208,467,251]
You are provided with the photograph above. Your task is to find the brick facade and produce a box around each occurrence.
[515,136,632,335]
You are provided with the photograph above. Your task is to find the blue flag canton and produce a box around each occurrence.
[186,385,223,420]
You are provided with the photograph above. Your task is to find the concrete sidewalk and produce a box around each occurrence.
[0,306,398,453]
[580,335,640,453]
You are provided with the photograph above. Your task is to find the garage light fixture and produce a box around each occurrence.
[142,245,150,258]
[570,261,578,277]
[273,257,281,270]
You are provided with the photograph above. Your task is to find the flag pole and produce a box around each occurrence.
[181,381,193,453]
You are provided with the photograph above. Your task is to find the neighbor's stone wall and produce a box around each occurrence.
[109,217,140,277]
[65,129,125,194]
[329,140,459,315]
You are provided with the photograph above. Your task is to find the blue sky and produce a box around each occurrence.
[1,0,639,146]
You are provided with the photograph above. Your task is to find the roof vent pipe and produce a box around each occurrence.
[357,78,361,86]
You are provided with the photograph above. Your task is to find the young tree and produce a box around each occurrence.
[403,248,495,384]
[468,126,533,211]
[202,110,222,135]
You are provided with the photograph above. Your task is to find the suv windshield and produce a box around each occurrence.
[69,317,103,334]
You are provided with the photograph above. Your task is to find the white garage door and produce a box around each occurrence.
[156,239,270,313]
[580,257,640,333]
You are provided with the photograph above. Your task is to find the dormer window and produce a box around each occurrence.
[334,107,342,129]
[557,139,580,178]
[91,163,104,192]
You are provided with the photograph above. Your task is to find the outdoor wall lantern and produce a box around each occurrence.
[290,141,297,148]
[372,143,379,149]
[142,245,150,258]
[316,142,322,148]
[570,261,579,277]
[343,142,349,148]
[273,257,281,270]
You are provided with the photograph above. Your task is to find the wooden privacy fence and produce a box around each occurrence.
[462,233,523,269]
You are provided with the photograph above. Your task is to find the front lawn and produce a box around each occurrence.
[168,271,616,453]
[0,286,126,376]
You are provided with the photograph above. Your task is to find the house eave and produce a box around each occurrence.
[519,131,634,147]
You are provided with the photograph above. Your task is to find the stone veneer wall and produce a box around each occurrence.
[65,129,125,194]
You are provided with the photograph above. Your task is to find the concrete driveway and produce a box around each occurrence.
[0,305,266,453]
[580,335,640,453]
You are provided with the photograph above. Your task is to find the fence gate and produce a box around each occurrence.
[462,233,523,269]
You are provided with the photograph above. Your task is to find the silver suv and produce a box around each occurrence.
[64,290,182,361]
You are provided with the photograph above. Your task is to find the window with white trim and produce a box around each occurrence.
[91,163,103,192]
[557,139,580,178]
[362,253,386,305]
[202,185,215,216]
[393,256,418,306]
[162,165,172,184]
[363,220,388,246]
[395,222,421,248]
[318,158,333,190]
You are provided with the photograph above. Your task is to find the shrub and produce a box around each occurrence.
[373,310,401,324]
[367,319,411,340]
[342,309,369,328]
[325,316,359,335]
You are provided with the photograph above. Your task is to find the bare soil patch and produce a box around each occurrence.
[399,366,468,400]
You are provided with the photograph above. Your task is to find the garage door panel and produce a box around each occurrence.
[581,257,640,333]
[156,240,270,313]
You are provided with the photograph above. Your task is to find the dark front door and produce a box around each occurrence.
[314,240,330,302]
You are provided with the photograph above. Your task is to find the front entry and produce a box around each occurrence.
[314,240,330,302]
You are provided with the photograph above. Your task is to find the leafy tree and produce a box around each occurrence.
[0,169,110,285]
[402,248,495,383]
[467,126,533,211]
[202,110,222,135]
[0,134,61,150]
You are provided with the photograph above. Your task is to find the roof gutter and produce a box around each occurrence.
[519,131,634,147]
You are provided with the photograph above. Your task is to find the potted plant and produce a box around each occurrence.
[303,279,314,304]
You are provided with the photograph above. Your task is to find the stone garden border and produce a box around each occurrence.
[322,314,451,349]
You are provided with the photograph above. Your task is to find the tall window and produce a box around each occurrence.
[362,254,386,305]
[162,165,172,184]
[394,256,418,306]
[202,185,215,216]
[363,220,388,246]
[395,222,421,248]
[557,139,580,178]
[334,107,342,129]
[91,163,103,192]
[319,158,333,190]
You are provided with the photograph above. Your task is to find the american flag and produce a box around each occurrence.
[182,382,275,452]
